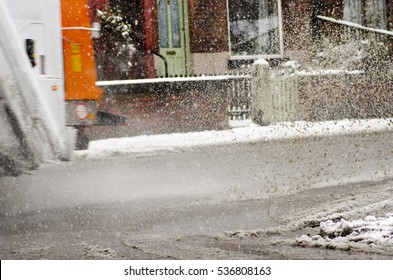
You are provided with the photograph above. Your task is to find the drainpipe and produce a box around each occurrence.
[143,0,156,78]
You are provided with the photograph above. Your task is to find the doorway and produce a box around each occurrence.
[157,0,189,76]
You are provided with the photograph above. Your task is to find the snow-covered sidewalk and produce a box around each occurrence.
[76,118,393,160]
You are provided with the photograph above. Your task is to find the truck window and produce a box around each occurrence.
[25,39,36,67]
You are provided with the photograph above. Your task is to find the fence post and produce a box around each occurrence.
[251,59,271,125]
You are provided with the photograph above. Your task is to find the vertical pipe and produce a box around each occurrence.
[143,0,156,78]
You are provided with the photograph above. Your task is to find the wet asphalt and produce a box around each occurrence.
[1,130,393,259]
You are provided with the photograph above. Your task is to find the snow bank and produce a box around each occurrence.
[76,118,393,160]
[253,58,269,66]
[297,214,393,251]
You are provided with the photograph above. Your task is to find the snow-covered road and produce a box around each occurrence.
[1,118,393,259]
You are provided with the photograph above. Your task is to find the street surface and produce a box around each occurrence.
[0,101,23,176]
[1,131,393,259]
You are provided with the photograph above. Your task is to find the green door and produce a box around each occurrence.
[157,0,189,77]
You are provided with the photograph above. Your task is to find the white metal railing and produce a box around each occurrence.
[227,74,252,120]
[270,76,298,122]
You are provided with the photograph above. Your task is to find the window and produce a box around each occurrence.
[343,0,363,24]
[364,0,386,29]
[25,39,36,67]
[158,0,182,48]
[343,0,386,29]
[227,0,283,59]
[170,0,181,48]
[158,0,169,48]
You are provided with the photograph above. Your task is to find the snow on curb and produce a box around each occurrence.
[75,118,393,160]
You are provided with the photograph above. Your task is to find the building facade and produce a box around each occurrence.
[89,0,393,79]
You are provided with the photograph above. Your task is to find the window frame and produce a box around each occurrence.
[226,0,284,60]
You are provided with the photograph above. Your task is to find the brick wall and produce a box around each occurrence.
[83,80,229,140]
[282,0,311,52]
[88,0,110,22]
[188,0,229,53]
[187,0,347,55]
[298,74,393,121]
[388,0,393,30]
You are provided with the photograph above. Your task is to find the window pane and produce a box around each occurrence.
[343,0,363,24]
[364,0,386,29]
[171,0,181,48]
[228,0,281,56]
[158,0,169,48]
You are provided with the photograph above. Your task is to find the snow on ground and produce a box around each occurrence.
[296,214,393,252]
[75,118,393,251]
[76,118,393,160]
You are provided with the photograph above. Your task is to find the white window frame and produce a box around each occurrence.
[226,0,284,60]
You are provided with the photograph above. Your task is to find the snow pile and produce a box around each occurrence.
[253,58,269,66]
[76,118,393,160]
[296,214,393,251]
